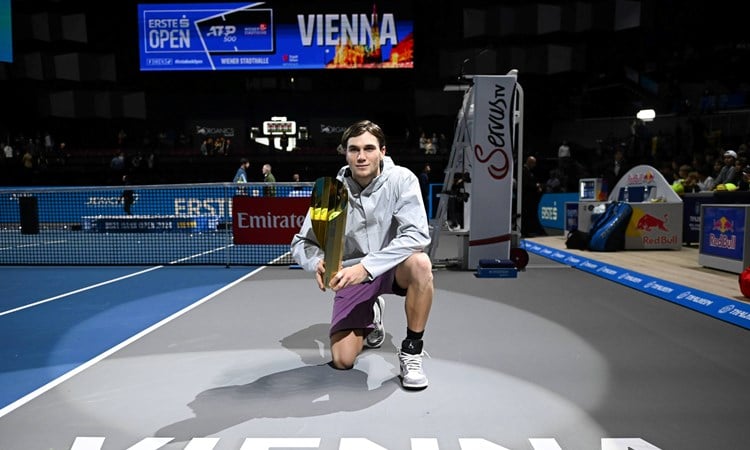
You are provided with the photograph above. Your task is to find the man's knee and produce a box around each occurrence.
[330,351,356,370]
[405,252,432,274]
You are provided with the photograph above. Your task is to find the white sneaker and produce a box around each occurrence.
[364,296,385,348]
[398,347,429,390]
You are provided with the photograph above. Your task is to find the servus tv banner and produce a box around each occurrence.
[137,1,414,71]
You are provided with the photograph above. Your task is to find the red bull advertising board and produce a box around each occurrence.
[698,204,750,274]
[625,203,682,249]
[605,164,683,250]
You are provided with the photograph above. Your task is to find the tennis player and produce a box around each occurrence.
[291,120,434,390]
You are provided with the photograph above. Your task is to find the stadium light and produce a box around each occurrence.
[636,109,656,122]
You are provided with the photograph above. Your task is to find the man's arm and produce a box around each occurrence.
[290,212,325,272]
[361,169,431,279]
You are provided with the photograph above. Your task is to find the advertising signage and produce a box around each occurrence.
[137,1,414,71]
[0,0,11,63]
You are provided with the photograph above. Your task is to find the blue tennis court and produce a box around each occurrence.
[0,265,262,410]
[1,237,749,450]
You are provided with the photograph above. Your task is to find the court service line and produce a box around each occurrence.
[0,266,164,317]
[169,245,232,264]
[0,265,267,419]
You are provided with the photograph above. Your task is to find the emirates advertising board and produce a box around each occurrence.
[232,196,309,245]
[137,1,414,71]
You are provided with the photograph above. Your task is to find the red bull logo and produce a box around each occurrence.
[626,170,656,185]
[636,214,668,231]
[712,216,734,233]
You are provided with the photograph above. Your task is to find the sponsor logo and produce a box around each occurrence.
[540,205,558,221]
[712,216,734,233]
[617,272,643,284]
[232,197,309,245]
[642,235,679,245]
[708,233,736,250]
[147,58,173,66]
[195,127,236,137]
[728,307,750,319]
[719,305,735,314]
[86,196,137,206]
[320,124,348,134]
[474,80,512,180]
[675,291,713,306]
[173,198,232,216]
[626,170,656,185]
[644,280,673,294]
[580,261,598,269]
[636,214,668,231]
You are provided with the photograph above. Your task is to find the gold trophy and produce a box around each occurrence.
[310,177,348,286]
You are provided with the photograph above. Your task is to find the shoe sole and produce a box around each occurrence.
[364,297,385,348]
[399,377,428,390]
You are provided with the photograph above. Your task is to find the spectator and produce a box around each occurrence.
[545,168,564,193]
[696,164,715,192]
[121,174,135,215]
[262,163,276,196]
[597,148,630,195]
[419,163,431,217]
[446,172,466,231]
[557,140,571,159]
[22,148,34,184]
[3,142,13,160]
[233,157,250,183]
[713,150,741,189]
[521,156,545,237]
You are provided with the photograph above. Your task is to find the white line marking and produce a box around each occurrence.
[0,266,165,317]
[0,266,266,419]
[169,245,231,264]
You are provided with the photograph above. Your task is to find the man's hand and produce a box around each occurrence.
[328,263,369,292]
[315,260,327,291]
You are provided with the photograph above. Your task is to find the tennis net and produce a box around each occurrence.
[0,182,313,265]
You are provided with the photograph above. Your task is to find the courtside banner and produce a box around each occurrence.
[467,75,517,268]
[232,196,308,244]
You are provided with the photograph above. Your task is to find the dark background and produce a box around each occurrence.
[1,0,748,186]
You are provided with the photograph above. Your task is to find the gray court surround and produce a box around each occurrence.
[0,254,749,450]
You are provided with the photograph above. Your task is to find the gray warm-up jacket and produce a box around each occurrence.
[290,156,431,279]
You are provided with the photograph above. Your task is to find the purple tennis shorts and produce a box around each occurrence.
[329,267,407,336]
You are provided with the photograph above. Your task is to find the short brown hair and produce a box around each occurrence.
[340,120,386,149]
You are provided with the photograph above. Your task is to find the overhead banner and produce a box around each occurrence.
[467,75,517,268]
[232,196,309,244]
[137,2,414,71]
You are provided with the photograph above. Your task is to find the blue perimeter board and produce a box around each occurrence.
[522,240,750,330]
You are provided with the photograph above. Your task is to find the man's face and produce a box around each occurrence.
[345,131,385,186]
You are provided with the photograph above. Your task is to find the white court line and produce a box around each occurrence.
[0,240,257,316]
[0,266,165,317]
[0,265,266,419]
[169,244,232,264]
